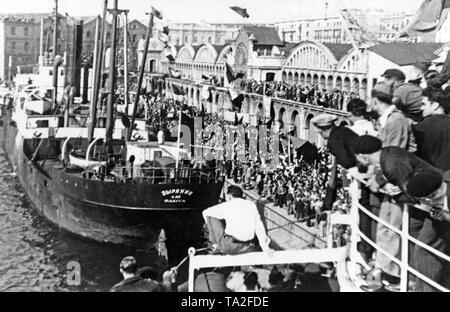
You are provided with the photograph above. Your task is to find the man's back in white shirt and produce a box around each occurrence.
[203,198,271,252]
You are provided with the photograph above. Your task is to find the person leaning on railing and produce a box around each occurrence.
[406,171,450,292]
[352,135,447,291]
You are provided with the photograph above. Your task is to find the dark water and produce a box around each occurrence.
[0,148,162,292]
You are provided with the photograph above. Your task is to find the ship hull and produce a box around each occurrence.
[2,113,224,255]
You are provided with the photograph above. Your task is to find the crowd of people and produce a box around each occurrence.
[111,61,450,292]
[236,79,360,110]
[309,67,450,292]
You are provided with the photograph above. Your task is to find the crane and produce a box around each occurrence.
[337,0,379,57]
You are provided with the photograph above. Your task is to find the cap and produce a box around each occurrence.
[407,171,443,198]
[407,67,423,82]
[310,114,338,129]
[382,68,406,81]
[353,135,382,155]
[393,83,423,115]
[120,256,137,273]
[372,82,393,98]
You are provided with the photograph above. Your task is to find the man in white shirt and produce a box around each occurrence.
[203,186,273,255]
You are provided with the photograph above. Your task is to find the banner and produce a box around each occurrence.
[263,96,272,119]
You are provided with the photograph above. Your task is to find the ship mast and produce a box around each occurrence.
[53,0,58,58]
[127,9,156,141]
[88,16,101,140]
[52,0,59,110]
[88,0,108,143]
[106,0,120,144]
[123,10,130,116]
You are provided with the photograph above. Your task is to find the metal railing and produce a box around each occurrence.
[187,247,347,292]
[344,180,450,292]
[101,166,223,185]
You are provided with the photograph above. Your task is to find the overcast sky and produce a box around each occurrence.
[0,0,423,23]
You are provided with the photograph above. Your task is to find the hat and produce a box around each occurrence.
[382,68,406,81]
[353,135,382,155]
[371,82,394,102]
[310,114,338,129]
[406,171,443,198]
[393,83,423,116]
[120,256,137,273]
[407,67,423,82]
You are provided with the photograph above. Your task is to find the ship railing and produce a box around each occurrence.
[110,166,223,185]
[345,180,450,292]
[186,247,347,292]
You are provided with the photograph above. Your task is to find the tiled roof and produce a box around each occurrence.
[242,26,284,46]
[368,43,444,66]
[322,43,353,62]
[279,42,300,55]
[212,44,226,54]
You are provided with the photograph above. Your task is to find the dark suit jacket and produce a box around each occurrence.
[327,126,359,170]
[380,147,442,189]
[413,115,450,171]
[110,276,166,292]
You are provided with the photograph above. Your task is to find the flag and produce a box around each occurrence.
[263,95,272,118]
[234,112,244,126]
[201,85,212,102]
[152,7,163,20]
[230,89,244,112]
[162,26,170,36]
[398,0,450,37]
[165,47,176,63]
[225,62,245,85]
[159,32,169,44]
[169,67,181,79]
[164,45,177,63]
[230,6,250,18]
[172,83,184,96]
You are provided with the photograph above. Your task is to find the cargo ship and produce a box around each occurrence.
[1,0,224,260]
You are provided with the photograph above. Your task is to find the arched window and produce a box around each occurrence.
[11,41,16,50]
[24,27,28,36]
[24,42,29,52]
[132,34,137,43]
[11,27,16,35]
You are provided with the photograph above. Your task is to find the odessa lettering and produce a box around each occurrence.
[176,117,280,168]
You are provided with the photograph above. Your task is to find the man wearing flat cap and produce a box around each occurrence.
[371,81,417,152]
[311,113,359,170]
[311,113,359,212]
